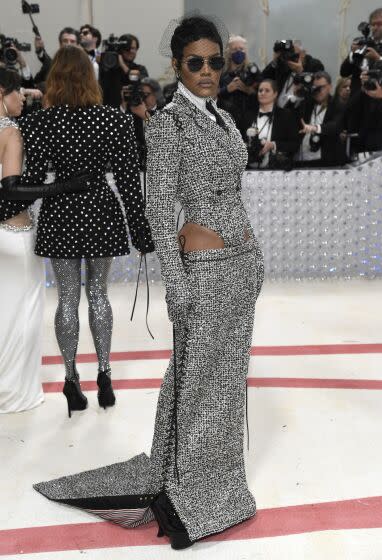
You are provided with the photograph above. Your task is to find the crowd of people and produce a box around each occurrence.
[2,8,382,170]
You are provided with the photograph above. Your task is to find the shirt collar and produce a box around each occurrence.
[177,81,216,112]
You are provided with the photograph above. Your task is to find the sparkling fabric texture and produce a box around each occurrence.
[18,106,154,258]
[33,89,264,542]
[51,258,113,380]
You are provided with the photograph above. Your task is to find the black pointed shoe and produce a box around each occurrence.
[151,492,194,550]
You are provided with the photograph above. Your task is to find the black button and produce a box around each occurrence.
[216,189,222,195]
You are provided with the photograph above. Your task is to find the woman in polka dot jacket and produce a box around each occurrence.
[18,46,154,417]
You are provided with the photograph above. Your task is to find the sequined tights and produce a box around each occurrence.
[51,258,113,380]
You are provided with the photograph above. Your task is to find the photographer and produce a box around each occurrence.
[345,67,382,152]
[79,24,102,80]
[34,27,80,86]
[100,33,148,108]
[262,40,324,108]
[218,35,261,139]
[340,9,382,97]
[294,72,346,167]
[244,79,299,170]
[0,37,34,88]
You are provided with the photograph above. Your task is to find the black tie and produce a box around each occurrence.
[258,111,273,118]
[206,100,227,130]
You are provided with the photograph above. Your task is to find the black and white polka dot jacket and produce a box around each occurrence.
[18,105,154,258]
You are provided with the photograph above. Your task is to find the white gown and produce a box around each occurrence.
[0,155,45,413]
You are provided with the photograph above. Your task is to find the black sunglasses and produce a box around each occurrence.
[183,55,225,72]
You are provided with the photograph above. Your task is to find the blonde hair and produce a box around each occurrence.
[224,35,249,71]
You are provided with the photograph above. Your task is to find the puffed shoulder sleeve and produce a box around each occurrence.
[145,110,191,319]
[107,109,154,254]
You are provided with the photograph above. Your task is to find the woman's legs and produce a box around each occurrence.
[51,258,82,380]
[84,257,113,374]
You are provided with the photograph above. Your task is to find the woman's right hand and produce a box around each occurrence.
[165,282,193,325]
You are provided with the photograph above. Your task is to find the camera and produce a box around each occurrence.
[123,73,144,107]
[353,21,382,67]
[273,40,300,64]
[363,61,382,91]
[309,133,321,152]
[246,127,265,167]
[100,34,130,71]
[293,72,314,97]
[22,1,39,14]
[0,34,31,67]
[233,62,261,87]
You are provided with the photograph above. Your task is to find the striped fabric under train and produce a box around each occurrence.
[84,505,155,528]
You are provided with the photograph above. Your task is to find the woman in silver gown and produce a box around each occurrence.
[34,15,264,550]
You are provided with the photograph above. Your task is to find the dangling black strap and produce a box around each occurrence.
[173,324,180,484]
[130,139,154,339]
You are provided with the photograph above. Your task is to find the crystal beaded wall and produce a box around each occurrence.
[45,155,382,284]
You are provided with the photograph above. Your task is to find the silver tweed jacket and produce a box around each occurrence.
[145,89,253,318]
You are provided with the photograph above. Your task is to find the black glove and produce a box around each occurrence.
[1,170,92,200]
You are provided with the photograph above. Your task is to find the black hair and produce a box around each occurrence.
[370,8,382,22]
[259,78,278,93]
[80,24,102,48]
[58,27,80,45]
[0,67,21,95]
[119,34,140,50]
[314,71,332,84]
[171,16,223,63]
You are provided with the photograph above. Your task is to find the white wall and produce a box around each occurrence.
[0,0,184,80]
[184,0,382,82]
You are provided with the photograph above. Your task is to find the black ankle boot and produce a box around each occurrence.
[151,492,194,550]
[97,369,116,409]
[63,377,88,418]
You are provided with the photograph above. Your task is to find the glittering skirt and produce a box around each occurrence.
[34,239,264,542]
[0,226,45,413]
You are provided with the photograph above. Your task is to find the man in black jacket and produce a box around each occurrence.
[262,40,324,108]
[340,8,382,97]
[345,70,382,152]
[293,72,346,167]
[34,27,80,86]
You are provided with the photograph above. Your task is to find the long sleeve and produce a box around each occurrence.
[145,110,192,321]
[107,109,154,254]
[18,112,50,185]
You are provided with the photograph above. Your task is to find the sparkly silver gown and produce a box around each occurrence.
[34,85,264,542]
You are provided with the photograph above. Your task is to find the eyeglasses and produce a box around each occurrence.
[182,55,225,73]
[80,30,90,36]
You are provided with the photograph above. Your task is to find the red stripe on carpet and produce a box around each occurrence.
[2,496,382,555]
[41,343,382,365]
[42,377,382,393]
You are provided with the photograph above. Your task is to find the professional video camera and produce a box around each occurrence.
[100,34,130,71]
[363,61,382,90]
[0,34,31,67]
[233,62,261,87]
[273,40,299,64]
[352,22,382,67]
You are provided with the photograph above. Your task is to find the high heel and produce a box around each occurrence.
[151,493,194,550]
[97,369,116,409]
[63,378,88,418]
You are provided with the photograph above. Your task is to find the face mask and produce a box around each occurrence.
[231,50,246,64]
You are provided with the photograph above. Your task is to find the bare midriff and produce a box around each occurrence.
[4,210,31,227]
[177,222,249,253]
